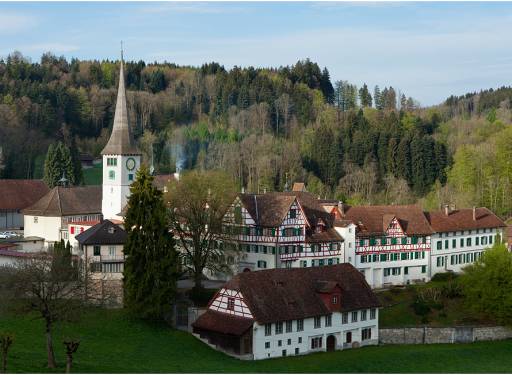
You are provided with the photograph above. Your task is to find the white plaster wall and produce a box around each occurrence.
[430,228,502,276]
[24,215,62,246]
[252,308,379,360]
[101,154,140,220]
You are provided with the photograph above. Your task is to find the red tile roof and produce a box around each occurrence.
[0,180,49,210]
[192,309,254,336]
[426,207,506,233]
[220,264,380,324]
[342,205,433,236]
[22,186,102,216]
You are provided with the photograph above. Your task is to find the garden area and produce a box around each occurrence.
[377,273,495,328]
[1,308,512,373]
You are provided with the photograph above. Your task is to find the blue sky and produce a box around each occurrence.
[1,1,512,105]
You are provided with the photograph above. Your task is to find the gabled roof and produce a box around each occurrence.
[22,186,102,217]
[219,264,380,324]
[238,193,296,227]
[0,180,49,210]
[342,205,433,236]
[75,219,126,245]
[426,207,506,233]
[101,59,140,156]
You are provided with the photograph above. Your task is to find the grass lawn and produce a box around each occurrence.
[83,164,102,186]
[1,308,512,373]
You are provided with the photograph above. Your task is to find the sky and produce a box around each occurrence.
[1,1,512,106]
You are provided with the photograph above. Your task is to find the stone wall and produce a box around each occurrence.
[379,326,512,345]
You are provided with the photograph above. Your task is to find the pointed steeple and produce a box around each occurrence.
[101,45,140,155]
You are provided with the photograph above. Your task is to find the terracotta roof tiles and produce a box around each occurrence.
[0,180,49,211]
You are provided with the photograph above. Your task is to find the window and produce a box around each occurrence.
[128,174,134,181]
[278,340,282,347]
[282,350,287,357]
[34,216,38,223]
[404,266,409,275]
[311,337,322,349]
[265,342,270,349]
[445,240,449,249]
[381,237,387,245]
[342,312,348,324]
[362,328,372,341]
[436,241,442,250]
[297,319,304,331]
[361,309,367,321]
[289,209,296,219]
[275,322,283,334]
[460,238,464,248]
[452,239,456,248]
[352,311,358,322]
[265,324,272,336]
[287,338,291,345]
[314,316,321,328]
[489,235,493,244]
[286,320,293,333]
[295,348,299,355]
[325,314,332,327]
[332,296,338,304]
[467,238,472,247]
[301,260,307,268]
[476,236,480,246]
[108,246,116,256]
[257,260,267,269]
[227,297,235,311]
[401,237,408,245]
[298,337,302,344]
[93,245,101,256]
[109,170,115,180]
[421,265,427,273]
[370,308,376,320]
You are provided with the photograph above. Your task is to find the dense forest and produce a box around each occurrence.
[0,51,511,218]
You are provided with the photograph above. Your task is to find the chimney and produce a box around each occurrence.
[444,204,449,216]
[338,201,345,216]
[473,206,476,221]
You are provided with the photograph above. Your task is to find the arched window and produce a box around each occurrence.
[109,170,115,180]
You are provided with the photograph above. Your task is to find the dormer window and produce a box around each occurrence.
[108,226,115,234]
[332,295,339,304]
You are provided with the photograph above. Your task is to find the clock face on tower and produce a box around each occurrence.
[126,157,136,171]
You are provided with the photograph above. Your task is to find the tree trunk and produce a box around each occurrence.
[46,322,56,369]
[1,349,6,374]
[66,354,72,374]
[194,268,203,290]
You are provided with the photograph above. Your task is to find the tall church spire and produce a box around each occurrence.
[101,45,140,155]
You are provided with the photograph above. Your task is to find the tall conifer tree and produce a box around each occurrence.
[123,166,178,320]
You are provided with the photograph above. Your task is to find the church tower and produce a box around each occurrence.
[101,48,141,220]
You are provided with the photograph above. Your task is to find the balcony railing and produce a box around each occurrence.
[91,255,125,262]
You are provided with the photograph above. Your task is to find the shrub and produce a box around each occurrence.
[431,272,458,282]
[442,280,463,299]
[411,299,431,316]
[419,287,442,302]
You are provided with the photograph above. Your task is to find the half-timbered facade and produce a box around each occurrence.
[338,205,433,288]
[192,264,381,360]
[218,191,344,276]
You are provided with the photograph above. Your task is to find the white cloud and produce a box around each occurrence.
[24,43,80,54]
[0,12,37,34]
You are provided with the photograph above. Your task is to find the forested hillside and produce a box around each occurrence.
[0,51,510,218]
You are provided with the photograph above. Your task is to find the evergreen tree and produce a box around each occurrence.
[374,85,382,110]
[69,137,83,186]
[43,142,76,188]
[123,166,179,320]
[359,84,372,107]
[320,67,334,104]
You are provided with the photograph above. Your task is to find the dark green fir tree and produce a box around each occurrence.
[123,166,179,320]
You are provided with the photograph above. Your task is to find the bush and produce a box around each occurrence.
[442,280,462,299]
[411,299,431,316]
[431,272,458,282]
[188,287,217,307]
